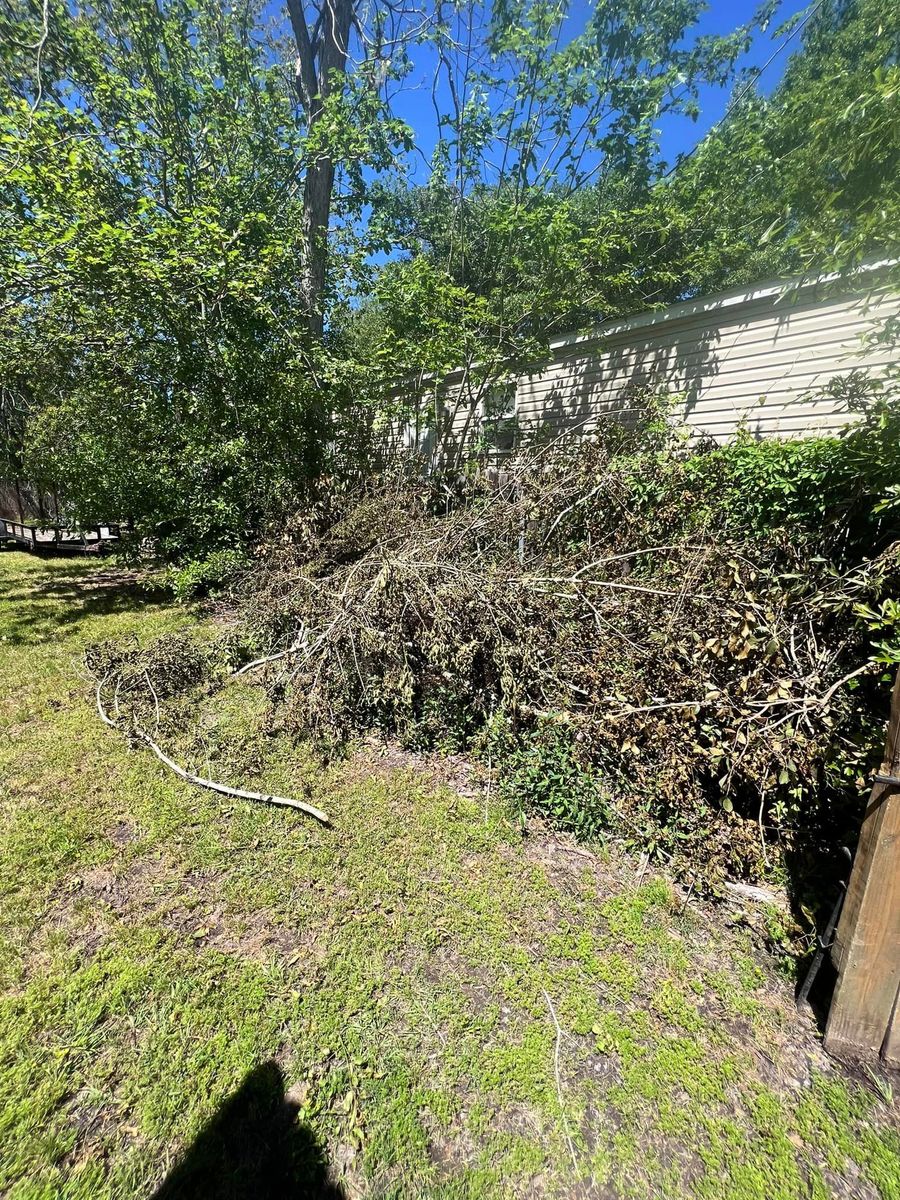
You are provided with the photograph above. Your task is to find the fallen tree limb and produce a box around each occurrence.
[92,678,330,825]
[133,729,331,824]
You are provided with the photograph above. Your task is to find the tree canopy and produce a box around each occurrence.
[1,0,897,551]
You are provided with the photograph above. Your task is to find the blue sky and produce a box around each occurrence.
[385,0,812,183]
[653,0,811,162]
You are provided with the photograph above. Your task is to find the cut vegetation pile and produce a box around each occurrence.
[236,395,900,884]
[87,394,900,890]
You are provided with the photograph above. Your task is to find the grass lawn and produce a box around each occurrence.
[1,550,898,1199]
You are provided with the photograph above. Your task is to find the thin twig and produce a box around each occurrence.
[678,877,696,916]
[635,852,649,888]
[29,0,51,114]
[95,679,117,728]
[523,576,719,602]
[144,669,160,732]
[541,987,578,1173]
[817,661,873,707]
[551,841,596,861]
[612,699,705,717]
[571,545,706,575]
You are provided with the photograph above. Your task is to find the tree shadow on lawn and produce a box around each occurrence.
[0,551,171,645]
[153,1061,344,1200]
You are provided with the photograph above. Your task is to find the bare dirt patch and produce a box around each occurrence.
[347,736,485,800]
[48,853,325,973]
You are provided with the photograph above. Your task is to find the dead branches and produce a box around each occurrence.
[232,436,898,882]
[88,668,330,826]
[83,429,900,879]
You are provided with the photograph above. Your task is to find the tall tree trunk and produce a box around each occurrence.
[13,478,24,522]
[302,156,337,339]
[286,0,353,338]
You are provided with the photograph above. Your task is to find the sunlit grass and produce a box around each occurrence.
[1,551,897,1199]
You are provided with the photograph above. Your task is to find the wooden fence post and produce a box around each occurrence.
[825,668,900,1064]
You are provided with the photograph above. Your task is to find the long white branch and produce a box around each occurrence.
[232,627,309,677]
[232,644,301,677]
[95,678,117,727]
[93,680,329,824]
[133,730,330,825]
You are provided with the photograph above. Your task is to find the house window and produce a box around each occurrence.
[480,382,518,459]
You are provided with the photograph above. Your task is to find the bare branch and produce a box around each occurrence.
[286,0,319,110]
[541,987,578,1173]
[91,672,330,824]
[133,729,331,824]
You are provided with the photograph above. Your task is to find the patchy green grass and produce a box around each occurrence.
[0,551,898,1199]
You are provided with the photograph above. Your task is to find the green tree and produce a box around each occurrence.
[4,0,898,548]
[663,0,900,293]
[0,0,400,548]
[354,0,771,459]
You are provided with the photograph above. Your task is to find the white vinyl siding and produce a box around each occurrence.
[515,273,899,444]
[389,265,898,461]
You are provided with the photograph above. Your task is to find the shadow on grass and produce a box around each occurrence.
[0,550,171,644]
[153,1061,344,1200]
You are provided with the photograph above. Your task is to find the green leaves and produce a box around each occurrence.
[3,0,898,560]
[0,0,334,550]
[667,0,900,294]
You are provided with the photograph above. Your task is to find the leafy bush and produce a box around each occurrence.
[166,550,248,603]
[679,376,900,557]
[489,719,612,839]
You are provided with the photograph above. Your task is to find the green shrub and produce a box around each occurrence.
[680,377,900,554]
[490,719,612,840]
[166,549,247,603]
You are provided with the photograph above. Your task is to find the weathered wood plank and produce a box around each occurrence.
[825,669,900,1060]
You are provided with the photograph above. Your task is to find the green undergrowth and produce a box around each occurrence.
[1,552,898,1199]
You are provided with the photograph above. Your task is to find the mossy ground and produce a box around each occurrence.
[0,552,898,1199]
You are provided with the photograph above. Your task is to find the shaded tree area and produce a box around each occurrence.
[0,0,898,556]
[0,0,406,552]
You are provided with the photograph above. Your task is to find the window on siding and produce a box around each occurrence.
[480,382,518,460]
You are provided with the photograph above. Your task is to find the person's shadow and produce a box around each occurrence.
[152,1061,345,1199]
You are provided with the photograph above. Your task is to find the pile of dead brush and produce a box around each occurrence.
[228,422,900,888]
